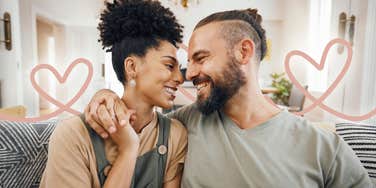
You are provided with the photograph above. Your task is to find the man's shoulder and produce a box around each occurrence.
[168,103,200,121]
[174,103,200,115]
[278,111,339,146]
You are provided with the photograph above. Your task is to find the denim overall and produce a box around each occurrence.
[80,112,170,188]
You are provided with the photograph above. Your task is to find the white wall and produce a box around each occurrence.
[19,0,39,115]
[341,0,369,115]
[280,0,310,86]
[30,0,103,27]
[361,0,376,124]
[15,0,105,115]
[0,0,23,108]
[161,0,284,44]
[324,0,371,120]
[62,26,105,112]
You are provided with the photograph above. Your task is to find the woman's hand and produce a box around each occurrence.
[85,89,136,139]
[110,123,140,153]
[110,102,140,153]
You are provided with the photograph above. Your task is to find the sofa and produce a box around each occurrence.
[0,120,56,188]
[0,120,375,187]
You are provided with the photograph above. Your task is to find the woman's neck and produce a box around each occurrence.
[122,88,154,133]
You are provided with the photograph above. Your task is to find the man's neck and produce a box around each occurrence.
[223,81,281,130]
[122,88,154,133]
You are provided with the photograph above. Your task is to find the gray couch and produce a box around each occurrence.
[0,120,375,187]
[0,120,56,188]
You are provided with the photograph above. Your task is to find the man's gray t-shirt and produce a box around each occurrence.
[168,104,372,188]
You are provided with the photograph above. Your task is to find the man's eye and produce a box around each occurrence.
[197,56,207,63]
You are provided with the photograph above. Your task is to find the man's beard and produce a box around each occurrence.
[194,56,247,115]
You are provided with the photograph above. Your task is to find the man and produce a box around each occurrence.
[85,8,372,187]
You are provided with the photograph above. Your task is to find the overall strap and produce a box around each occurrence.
[79,114,110,187]
[156,112,171,187]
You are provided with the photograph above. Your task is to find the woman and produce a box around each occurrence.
[40,0,187,187]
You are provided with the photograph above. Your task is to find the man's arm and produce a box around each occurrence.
[325,137,373,187]
[165,104,197,127]
[85,89,194,138]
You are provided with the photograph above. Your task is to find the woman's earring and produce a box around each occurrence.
[129,79,136,87]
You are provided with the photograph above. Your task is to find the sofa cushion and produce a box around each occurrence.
[0,120,57,188]
[336,122,376,184]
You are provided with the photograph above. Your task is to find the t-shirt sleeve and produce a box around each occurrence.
[164,119,188,183]
[166,104,196,127]
[325,136,373,187]
[40,117,94,188]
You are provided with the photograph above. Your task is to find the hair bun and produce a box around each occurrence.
[243,8,262,25]
[98,0,183,50]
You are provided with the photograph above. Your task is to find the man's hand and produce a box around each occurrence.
[84,89,136,139]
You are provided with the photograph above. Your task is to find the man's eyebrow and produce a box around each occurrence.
[188,50,210,62]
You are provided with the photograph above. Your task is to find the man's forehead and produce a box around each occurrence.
[188,23,222,56]
[191,22,221,40]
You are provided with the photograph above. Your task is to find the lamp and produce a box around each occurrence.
[0,12,11,51]
[169,0,200,8]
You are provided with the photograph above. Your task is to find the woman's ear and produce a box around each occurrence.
[124,57,138,80]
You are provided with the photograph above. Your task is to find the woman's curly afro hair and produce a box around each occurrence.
[98,0,184,84]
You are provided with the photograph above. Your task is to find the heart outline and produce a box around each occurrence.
[0,58,93,122]
[285,38,376,121]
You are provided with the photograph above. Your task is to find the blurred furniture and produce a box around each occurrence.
[261,87,279,94]
[278,85,308,112]
[0,80,2,108]
[0,105,27,117]
[0,119,375,186]
[0,120,57,187]
[335,122,376,185]
[288,85,308,112]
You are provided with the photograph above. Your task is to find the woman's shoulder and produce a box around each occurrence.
[51,115,91,146]
[169,118,187,136]
[168,118,187,149]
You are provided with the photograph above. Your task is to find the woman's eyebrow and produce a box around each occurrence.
[161,56,178,65]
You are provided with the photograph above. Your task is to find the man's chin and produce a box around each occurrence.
[196,98,217,115]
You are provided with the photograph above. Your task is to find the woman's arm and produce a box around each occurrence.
[101,102,140,188]
[163,171,182,188]
[40,118,95,188]
[103,150,138,188]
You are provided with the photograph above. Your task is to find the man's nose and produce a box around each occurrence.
[186,63,199,81]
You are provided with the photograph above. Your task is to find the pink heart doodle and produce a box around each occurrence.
[0,58,93,122]
[285,38,376,121]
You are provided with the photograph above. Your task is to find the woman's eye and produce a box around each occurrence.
[166,64,174,70]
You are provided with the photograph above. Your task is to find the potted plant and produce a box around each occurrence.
[269,72,292,105]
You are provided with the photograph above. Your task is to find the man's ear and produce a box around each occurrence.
[124,57,138,80]
[235,38,255,64]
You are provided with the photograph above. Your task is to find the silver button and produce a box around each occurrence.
[158,145,167,155]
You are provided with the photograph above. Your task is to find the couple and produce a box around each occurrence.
[41,0,372,187]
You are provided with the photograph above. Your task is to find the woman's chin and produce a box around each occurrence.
[158,100,174,109]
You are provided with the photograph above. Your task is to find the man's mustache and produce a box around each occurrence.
[192,75,213,86]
